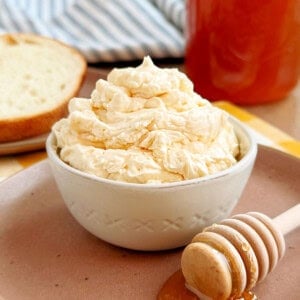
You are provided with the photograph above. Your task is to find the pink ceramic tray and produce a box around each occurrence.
[0,146,299,299]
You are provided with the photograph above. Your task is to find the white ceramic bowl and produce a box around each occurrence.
[46,117,257,251]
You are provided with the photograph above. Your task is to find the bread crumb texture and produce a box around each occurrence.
[0,33,87,142]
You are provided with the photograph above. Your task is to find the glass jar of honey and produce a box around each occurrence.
[185,0,300,105]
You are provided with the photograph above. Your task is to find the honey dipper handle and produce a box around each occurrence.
[273,204,300,236]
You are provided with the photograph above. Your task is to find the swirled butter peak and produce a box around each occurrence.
[52,57,239,184]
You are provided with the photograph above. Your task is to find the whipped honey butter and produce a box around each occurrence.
[52,57,239,184]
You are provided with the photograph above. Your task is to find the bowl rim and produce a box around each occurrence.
[46,116,257,190]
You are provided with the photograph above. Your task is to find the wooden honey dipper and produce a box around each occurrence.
[181,204,300,300]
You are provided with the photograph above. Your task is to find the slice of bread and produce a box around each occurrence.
[0,33,87,143]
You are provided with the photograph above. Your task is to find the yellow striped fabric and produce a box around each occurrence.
[0,101,299,182]
[0,151,47,182]
[215,101,300,159]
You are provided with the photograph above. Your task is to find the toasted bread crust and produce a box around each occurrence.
[0,87,80,142]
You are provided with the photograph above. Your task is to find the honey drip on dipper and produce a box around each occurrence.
[158,204,300,299]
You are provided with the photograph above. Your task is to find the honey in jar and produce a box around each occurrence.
[185,0,300,105]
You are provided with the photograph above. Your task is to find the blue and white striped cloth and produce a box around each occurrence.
[0,0,186,62]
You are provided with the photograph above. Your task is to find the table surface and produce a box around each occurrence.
[244,83,300,141]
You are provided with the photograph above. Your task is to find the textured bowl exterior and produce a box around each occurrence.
[46,118,257,251]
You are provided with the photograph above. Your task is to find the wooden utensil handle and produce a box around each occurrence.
[273,204,300,236]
